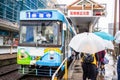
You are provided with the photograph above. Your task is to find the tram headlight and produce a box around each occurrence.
[19,49,28,59]
[20,49,25,53]
[49,50,55,60]
[50,51,55,55]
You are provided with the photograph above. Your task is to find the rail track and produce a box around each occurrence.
[0,53,56,80]
[0,53,73,80]
[0,64,23,80]
[0,53,24,80]
[18,75,52,80]
[0,53,17,67]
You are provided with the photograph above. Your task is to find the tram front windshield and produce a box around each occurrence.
[20,21,62,46]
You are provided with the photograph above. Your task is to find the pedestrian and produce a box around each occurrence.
[74,50,79,60]
[97,50,106,75]
[70,48,79,60]
[80,52,98,80]
[117,55,120,79]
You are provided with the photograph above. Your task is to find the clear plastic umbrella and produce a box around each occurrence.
[69,32,106,54]
[114,31,120,44]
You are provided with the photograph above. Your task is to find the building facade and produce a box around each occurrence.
[0,0,48,23]
[0,0,50,53]
[108,22,119,36]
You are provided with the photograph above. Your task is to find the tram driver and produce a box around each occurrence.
[37,31,47,44]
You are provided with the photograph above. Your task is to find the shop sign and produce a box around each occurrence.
[68,10,93,17]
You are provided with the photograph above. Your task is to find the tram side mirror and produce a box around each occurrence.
[63,23,66,31]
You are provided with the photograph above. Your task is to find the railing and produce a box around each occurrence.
[52,57,68,80]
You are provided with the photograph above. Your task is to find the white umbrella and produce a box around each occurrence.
[69,32,106,54]
[104,40,114,50]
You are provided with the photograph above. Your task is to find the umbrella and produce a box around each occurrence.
[104,40,114,50]
[69,32,106,54]
[94,32,114,41]
[114,31,120,43]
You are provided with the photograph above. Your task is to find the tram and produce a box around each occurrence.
[17,9,76,76]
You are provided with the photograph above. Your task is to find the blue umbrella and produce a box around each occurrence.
[94,32,114,41]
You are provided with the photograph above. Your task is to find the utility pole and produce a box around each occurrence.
[113,0,118,60]
[113,0,117,36]
[118,1,120,53]
[119,0,120,32]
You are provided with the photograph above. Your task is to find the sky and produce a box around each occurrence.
[57,0,119,32]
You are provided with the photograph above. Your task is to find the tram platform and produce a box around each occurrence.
[68,59,82,80]
[68,53,117,80]
[0,53,16,60]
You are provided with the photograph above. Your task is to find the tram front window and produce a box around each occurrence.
[20,21,62,45]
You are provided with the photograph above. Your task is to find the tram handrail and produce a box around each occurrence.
[52,57,67,80]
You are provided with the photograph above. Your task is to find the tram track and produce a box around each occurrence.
[0,64,23,80]
[18,75,51,80]
[0,53,17,67]
[0,70,23,80]
[0,58,16,68]
[0,53,24,80]
[0,64,18,76]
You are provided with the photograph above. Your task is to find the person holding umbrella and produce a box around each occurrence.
[69,32,106,80]
[80,52,99,80]
[97,50,106,75]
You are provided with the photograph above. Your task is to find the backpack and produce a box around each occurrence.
[83,53,94,63]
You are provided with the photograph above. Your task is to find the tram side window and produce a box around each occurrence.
[26,26,34,42]
[20,26,26,43]
[53,23,58,44]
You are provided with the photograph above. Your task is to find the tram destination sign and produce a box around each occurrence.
[26,11,52,18]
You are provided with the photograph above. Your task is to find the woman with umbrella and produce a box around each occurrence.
[69,32,106,80]
[80,52,99,80]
